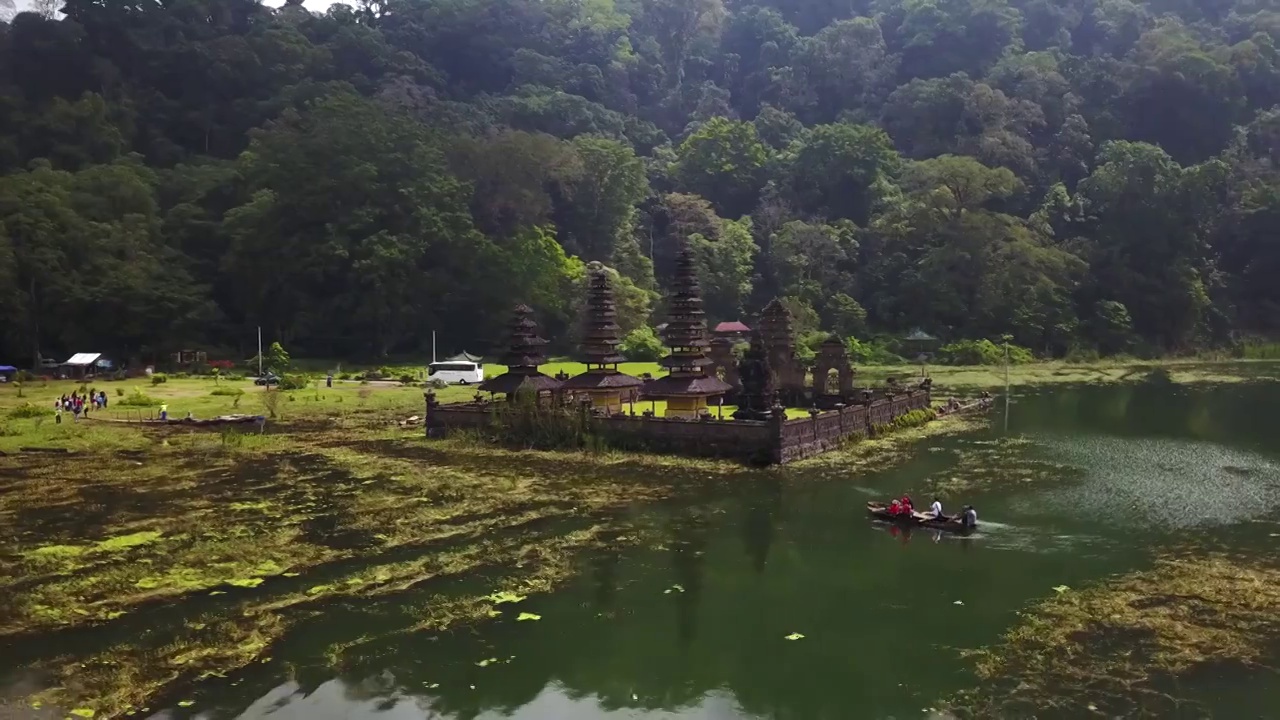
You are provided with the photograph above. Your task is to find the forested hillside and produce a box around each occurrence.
[1,0,1277,364]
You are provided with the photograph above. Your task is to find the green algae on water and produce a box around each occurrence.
[946,553,1280,719]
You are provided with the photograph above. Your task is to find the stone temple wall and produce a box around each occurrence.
[425,389,933,465]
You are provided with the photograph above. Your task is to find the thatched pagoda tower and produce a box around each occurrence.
[562,263,643,414]
[759,298,805,404]
[479,304,562,401]
[643,245,732,418]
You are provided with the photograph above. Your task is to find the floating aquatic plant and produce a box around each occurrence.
[947,553,1280,719]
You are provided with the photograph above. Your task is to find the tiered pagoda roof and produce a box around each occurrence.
[480,304,563,395]
[563,263,643,391]
[643,245,733,398]
[759,299,795,356]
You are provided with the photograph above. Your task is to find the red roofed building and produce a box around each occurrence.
[713,320,751,341]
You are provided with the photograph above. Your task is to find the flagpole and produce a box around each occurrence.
[258,326,263,377]
[432,331,437,364]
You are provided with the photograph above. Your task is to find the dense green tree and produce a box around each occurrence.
[860,156,1083,349]
[884,0,1024,80]
[779,122,900,224]
[1074,141,1214,348]
[797,17,897,122]
[689,217,758,322]
[554,135,649,261]
[672,116,771,218]
[0,158,212,364]
[1119,20,1246,163]
[0,0,1276,363]
[221,92,486,357]
[451,129,583,238]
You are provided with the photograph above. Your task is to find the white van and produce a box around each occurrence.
[428,361,484,385]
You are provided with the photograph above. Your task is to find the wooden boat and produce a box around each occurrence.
[866,501,975,533]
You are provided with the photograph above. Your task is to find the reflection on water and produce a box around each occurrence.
[202,680,754,720]
[21,380,1280,719]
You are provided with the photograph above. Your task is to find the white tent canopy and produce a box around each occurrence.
[64,353,103,366]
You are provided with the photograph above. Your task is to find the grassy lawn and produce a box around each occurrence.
[4,357,1275,453]
[0,376,439,453]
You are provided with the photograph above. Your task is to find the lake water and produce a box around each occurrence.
[18,379,1280,719]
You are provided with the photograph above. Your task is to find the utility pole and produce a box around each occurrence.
[1002,334,1011,433]
[257,326,263,377]
[432,331,437,364]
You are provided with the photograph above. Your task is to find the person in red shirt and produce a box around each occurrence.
[889,499,902,515]
[900,495,914,515]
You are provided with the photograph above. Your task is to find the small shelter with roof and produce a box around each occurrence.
[902,329,939,362]
[713,320,751,341]
[642,244,732,418]
[62,353,114,379]
[479,305,562,402]
[561,262,644,414]
[0,365,16,382]
[443,351,482,363]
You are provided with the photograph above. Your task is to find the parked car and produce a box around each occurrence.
[254,373,281,386]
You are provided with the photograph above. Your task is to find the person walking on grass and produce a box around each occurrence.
[159,403,168,421]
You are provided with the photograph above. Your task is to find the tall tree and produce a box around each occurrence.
[672,116,770,218]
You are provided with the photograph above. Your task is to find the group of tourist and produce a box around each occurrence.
[54,390,108,422]
[887,494,978,528]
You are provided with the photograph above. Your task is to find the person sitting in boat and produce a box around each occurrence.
[961,505,978,528]
[929,497,944,519]
[900,495,914,514]
[889,499,903,515]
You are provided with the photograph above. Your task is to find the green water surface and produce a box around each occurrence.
[22,380,1280,719]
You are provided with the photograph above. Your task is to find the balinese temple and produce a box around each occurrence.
[561,263,644,414]
[733,330,776,420]
[479,304,562,402]
[642,245,732,418]
[759,298,805,403]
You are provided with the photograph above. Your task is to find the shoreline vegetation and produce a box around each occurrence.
[0,359,1276,716]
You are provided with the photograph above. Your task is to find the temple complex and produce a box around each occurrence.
[425,253,952,464]
[561,263,644,414]
[478,304,562,401]
[642,245,733,418]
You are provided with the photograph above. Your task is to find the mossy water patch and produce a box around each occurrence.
[16,522,633,719]
[921,435,1082,497]
[22,531,166,572]
[95,531,163,552]
[946,553,1280,719]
